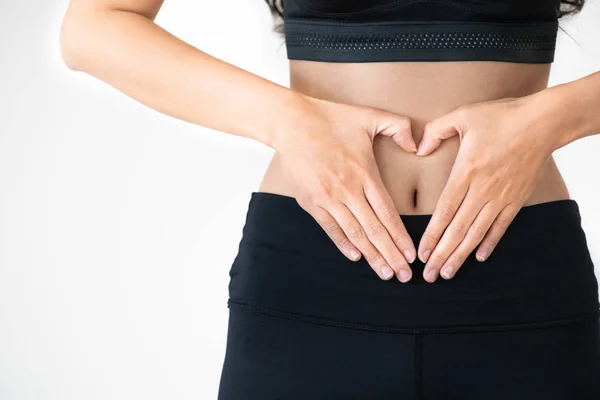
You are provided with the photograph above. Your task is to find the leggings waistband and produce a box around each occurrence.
[227,192,600,330]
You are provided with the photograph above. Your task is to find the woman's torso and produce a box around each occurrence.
[258,60,570,214]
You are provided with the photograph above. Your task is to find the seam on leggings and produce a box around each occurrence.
[227,299,600,334]
[414,330,423,400]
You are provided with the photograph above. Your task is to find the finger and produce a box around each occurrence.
[416,107,468,156]
[422,190,485,283]
[344,194,413,283]
[476,203,520,262]
[363,174,416,263]
[304,203,362,262]
[439,201,500,280]
[418,167,469,264]
[326,202,396,281]
[370,110,417,153]
[363,179,415,282]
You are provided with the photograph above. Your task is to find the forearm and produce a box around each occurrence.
[525,70,600,152]
[59,6,309,149]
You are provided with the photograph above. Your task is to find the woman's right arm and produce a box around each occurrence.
[59,0,418,282]
[60,0,297,147]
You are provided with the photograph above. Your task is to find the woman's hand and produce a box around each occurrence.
[414,95,560,282]
[273,95,418,282]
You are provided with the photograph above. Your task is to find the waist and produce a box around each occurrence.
[262,62,567,213]
[259,145,570,214]
[227,192,600,330]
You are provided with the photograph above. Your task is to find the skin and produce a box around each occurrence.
[414,78,600,282]
[60,0,600,283]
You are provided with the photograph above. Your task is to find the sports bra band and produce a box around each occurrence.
[284,19,558,63]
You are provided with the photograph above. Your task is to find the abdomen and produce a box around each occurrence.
[258,60,570,214]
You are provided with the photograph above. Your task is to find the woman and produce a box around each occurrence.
[60,0,600,398]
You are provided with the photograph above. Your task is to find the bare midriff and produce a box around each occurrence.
[258,60,571,215]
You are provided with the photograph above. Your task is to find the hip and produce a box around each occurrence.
[220,191,600,399]
[227,191,600,329]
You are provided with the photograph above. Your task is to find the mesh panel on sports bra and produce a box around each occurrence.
[282,0,561,63]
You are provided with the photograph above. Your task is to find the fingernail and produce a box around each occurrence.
[476,251,488,261]
[441,266,455,279]
[421,249,431,263]
[349,249,361,260]
[398,269,412,283]
[425,269,437,283]
[404,250,415,263]
[380,265,394,280]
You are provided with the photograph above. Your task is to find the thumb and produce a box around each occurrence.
[416,110,465,156]
[370,110,417,153]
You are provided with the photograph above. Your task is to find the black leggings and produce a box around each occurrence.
[217,192,600,400]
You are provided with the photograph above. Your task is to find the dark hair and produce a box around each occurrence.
[265,0,284,34]
[558,0,586,16]
[264,0,585,34]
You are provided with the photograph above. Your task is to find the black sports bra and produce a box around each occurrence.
[282,0,562,63]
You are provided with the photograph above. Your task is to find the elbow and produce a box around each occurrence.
[59,5,101,72]
[59,17,85,71]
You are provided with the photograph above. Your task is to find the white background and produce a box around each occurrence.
[1,1,600,399]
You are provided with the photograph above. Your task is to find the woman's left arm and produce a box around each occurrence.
[415,71,600,283]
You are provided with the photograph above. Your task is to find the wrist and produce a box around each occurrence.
[521,81,592,153]
[267,90,333,152]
